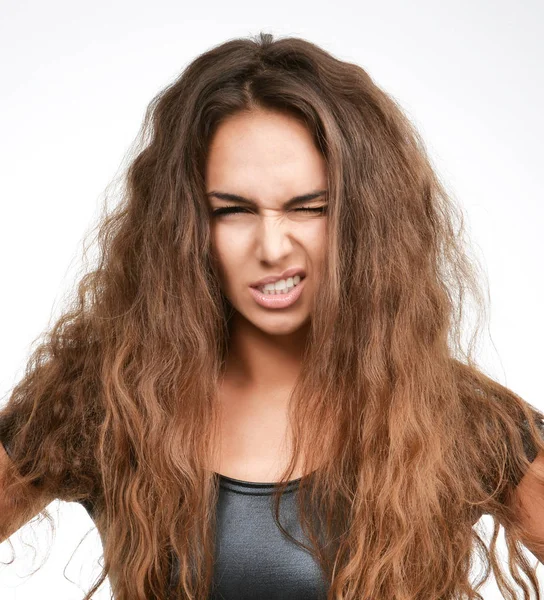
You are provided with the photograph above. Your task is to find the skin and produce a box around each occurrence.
[204,108,328,479]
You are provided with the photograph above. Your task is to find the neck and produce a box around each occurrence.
[224,312,309,394]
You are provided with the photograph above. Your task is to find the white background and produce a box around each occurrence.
[1,0,543,598]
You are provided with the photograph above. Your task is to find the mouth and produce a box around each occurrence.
[250,274,306,293]
[248,275,307,308]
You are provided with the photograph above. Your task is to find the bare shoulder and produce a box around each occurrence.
[513,448,544,499]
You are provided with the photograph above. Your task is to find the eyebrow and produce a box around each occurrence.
[205,189,328,209]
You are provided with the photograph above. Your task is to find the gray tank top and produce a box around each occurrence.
[80,471,328,599]
[168,473,329,599]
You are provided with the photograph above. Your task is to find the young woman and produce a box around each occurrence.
[1,32,543,600]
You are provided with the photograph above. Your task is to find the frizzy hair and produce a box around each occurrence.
[1,31,544,600]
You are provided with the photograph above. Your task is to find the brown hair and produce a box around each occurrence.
[1,31,543,599]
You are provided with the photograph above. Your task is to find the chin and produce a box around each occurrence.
[251,314,310,336]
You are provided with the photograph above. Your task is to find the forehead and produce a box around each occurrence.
[205,110,327,200]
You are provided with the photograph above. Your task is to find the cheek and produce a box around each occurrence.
[210,230,246,286]
[305,221,327,258]
[209,226,232,263]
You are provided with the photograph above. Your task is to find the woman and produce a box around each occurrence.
[1,32,543,600]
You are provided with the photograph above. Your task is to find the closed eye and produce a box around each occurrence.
[211,206,327,217]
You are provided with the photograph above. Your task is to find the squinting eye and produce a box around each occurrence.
[296,207,327,213]
[210,206,250,217]
[211,206,328,217]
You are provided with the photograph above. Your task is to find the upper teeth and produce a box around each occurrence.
[259,274,303,294]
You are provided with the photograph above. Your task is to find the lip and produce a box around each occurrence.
[249,276,306,309]
[249,267,306,288]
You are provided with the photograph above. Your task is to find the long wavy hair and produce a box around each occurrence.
[1,31,544,600]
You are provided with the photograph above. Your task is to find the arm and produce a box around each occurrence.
[509,449,544,563]
[0,441,55,543]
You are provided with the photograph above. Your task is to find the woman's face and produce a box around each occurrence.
[205,109,328,337]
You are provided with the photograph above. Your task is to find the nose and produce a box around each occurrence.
[254,215,295,264]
